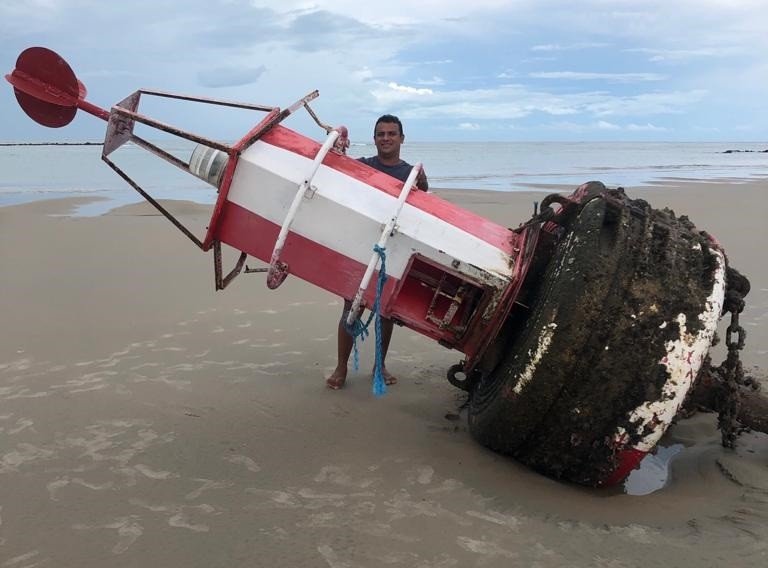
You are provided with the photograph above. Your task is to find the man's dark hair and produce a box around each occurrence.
[374,114,403,136]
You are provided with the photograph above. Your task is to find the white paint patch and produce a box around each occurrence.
[514,323,558,394]
[617,249,727,452]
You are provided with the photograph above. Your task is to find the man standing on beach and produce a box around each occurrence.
[326,114,428,390]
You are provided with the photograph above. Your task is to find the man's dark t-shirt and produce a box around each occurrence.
[358,156,420,187]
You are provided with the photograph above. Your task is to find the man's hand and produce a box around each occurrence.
[416,167,429,191]
[331,125,350,154]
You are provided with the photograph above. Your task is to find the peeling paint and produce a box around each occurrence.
[514,322,558,395]
[617,249,726,452]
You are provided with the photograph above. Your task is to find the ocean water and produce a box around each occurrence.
[1,139,766,216]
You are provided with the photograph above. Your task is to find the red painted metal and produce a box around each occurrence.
[600,448,648,487]
[7,47,80,127]
[6,47,109,125]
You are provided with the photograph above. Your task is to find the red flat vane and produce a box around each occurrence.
[5,46,108,128]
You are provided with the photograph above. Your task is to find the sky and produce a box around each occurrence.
[1,0,767,142]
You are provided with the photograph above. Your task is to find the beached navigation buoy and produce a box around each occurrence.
[5,47,762,488]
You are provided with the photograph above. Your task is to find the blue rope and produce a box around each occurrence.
[344,244,388,397]
[345,307,372,373]
[371,245,388,397]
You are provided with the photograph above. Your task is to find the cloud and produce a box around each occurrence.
[0,0,63,35]
[187,7,387,52]
[78,69,142,79]
[286,10,387,52]
[585,90,709,117]
[416,76,445,86]
[596,120,620,130]
[530,72,665,82]
[2,1,767,141]
[531,42,608,51]
[252,1,514,26]
[415,59,454,65]
[624,47,725,62]
[353,67,375,81]
[387,82,434,96]
[627,122,668,131]
[457,122,481,130]
[541,119,666,134]
[198,65,267,88]
[369,80,703,125]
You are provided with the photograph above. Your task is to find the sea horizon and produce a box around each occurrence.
[2,139,766,216]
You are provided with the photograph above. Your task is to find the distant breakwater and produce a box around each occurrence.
[0,142,103,146]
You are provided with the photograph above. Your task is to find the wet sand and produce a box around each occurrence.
[1,180,766,567]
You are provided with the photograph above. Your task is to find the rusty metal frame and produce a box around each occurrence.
[101,154,204,250]
[425,275,471,332]
[112,106,233,153]
[213,241,248,290]
[97,88,325,290]
[138,89,276,112]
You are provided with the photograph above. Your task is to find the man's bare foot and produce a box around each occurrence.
[376,366,397,386]
[326,368,347,390]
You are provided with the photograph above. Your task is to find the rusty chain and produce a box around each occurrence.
[716,267,752,448]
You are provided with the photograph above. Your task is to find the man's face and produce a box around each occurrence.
[374,121,404,160]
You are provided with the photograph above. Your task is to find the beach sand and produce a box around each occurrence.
[0,180,766,567]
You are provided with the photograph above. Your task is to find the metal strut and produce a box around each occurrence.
[265,129,341,289]
[214,241,248,291]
